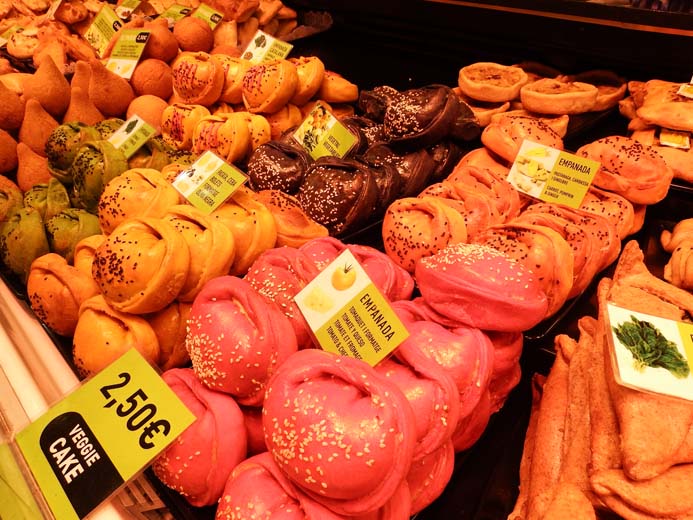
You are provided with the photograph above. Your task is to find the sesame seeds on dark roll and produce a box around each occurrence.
[296,156,379,237]
[246,140,312,194]
[383,84,460,149]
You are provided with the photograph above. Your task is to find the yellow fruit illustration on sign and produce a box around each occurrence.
[331,264,356,291]
[304,286,333,313]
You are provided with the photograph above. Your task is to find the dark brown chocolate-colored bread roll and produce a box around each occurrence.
[363,143,436,198]
[384,84,460,149]
[296,156,379,236]
[246,140,312,194]
[358,85,402,122]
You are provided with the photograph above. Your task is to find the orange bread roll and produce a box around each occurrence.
[192,112,252,163]
[171,52,225,107]
[161,103,211,150]
[382,196,468,273]
[73,295,160,377]
[242,59,298,114]
[212,54,252,104]
[161,204,235,302]
[92,217,190,314]
[27,253,99,336]
[97,168,181,234]
[289,56,325,106]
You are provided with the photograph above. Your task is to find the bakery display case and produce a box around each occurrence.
[1,0,693,518]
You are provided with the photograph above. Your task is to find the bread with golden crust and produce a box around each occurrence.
[458,62,529,103]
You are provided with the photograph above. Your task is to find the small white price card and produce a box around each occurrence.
[15,349,195,520]
[241,29,293,63]
[292,102,358,160]
[84,5,123,57]
[607,303,693,401]
[106,29,150,79]
[192,3,223,29]
[295,249,409,366]
[172,151,248,213]
[107,115,156,158]
[507,140,599,208]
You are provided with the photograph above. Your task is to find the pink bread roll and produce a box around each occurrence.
[186,276,298,406]
[299,236,415,302]
[262,349,416,516]
[352,479,412,520]
[216,452,345,520]
[451,389,492,452]
[244,246,320,350]
[486,331,523,413]
[392,298,494,422]
[415,242,549,332]
[240,406,267,456]
[152,368,247,507]
[375,355,459,462]
[406,440,455,515]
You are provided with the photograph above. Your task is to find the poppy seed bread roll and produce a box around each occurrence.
[171,52,225,107]
[242,59,298,114]
[92,217,190,314]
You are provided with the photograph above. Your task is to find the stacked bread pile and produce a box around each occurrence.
[619,79,693,184]
[142,233,538,518]
[160,53,360,162]
[242,82,481,236]
[0,0,303,73]
[380,62,676,325]
[510,240,693,520]
[454,61,627,128]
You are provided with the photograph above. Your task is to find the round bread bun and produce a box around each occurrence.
[127,95,168,133]
[416,242,549,331]
[161,102,211,150]
[92,217,190,313]
[262,349,416,516]
[130,59,173,99]
[559,69,627,111]
[520,78,599,115]
[186,276,298,405]
[212,55,252,104]
[152,368,247,507]
[27,253,99,337]
[457,62,529,103]
[489,109,570,138]
[173,16,214,52]
[142,19,179,63]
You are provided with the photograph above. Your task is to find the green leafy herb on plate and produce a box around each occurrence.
[613,315,691,379]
